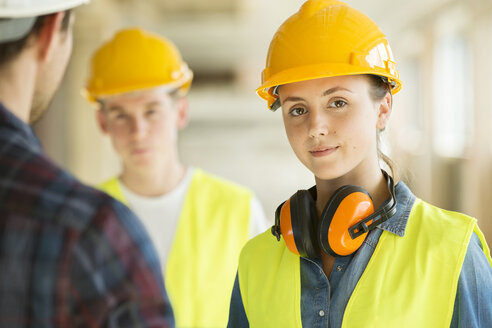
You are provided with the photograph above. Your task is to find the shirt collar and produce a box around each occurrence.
[377,181,416,237]
[0,102,42,153]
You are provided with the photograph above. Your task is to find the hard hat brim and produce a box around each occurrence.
[0,0,90,18]
[83,71,193,104]
[0,17,36,43]
[256,63,402,110]
[258,62,402,97]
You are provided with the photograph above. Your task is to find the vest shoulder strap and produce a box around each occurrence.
[191,168,253,201]
[97,176,128,205]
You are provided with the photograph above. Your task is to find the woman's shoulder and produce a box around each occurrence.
[412,198,476,226]
[242,229,284,254]
[239,229,294,267]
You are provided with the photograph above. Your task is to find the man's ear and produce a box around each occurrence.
[36,12,66,62]
[96,109,109,134]
[176,97,189,130]
[376,93,392,130]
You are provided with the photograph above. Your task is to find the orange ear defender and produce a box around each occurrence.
[271,171,397,258]
[274,192,319,258]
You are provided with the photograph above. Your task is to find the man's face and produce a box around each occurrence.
[97,88,188,171]
[30,12,74,124]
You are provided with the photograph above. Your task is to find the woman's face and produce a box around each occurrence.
[278,75,391,181]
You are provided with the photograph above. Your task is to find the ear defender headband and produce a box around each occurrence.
[271,171,397,258]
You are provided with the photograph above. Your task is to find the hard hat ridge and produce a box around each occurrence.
[298,0,346,18]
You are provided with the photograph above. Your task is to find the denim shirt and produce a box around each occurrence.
[228,182,492,327]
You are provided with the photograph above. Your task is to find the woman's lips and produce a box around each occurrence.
[309,146,339,157]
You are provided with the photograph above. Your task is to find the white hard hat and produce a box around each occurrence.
[0,0,90,43]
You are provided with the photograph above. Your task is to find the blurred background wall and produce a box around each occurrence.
[34,0,492,241]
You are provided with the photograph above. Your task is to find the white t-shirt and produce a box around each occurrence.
[119,167,269,270]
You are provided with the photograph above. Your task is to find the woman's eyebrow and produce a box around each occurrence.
[283,86,354,103]
[322,86,353,97]
[283,96,305,104]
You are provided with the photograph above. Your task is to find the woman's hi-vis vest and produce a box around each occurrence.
[98,169,252,328]
[238,198,492,328]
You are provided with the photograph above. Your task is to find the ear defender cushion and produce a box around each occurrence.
[289,190,319,259]
[277,199,299,255]
[277,190,319,258]
[318,185,375,257]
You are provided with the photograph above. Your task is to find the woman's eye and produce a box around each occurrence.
[329,100,347,108]
[290,107,306,116]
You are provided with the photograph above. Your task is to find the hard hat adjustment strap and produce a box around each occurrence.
[270,98,281,111]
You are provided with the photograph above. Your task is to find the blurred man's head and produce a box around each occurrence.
[85,28,193,171]
[0,0,89,123]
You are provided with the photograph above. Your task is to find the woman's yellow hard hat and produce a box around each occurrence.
[257,0,403,110]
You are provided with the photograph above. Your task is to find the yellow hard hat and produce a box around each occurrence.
[84,28,193,103]
[257,0,403,111]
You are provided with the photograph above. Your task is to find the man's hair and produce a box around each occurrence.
[98,87,183,113]
[0,10,72,65]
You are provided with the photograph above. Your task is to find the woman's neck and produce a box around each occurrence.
[314,167,390,217]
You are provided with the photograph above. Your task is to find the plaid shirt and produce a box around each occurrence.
[0,103,174,327]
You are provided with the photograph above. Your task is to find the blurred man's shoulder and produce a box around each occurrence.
[193,168,252,197]
[1,145,132,232]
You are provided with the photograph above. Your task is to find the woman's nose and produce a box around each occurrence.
[308,109,328,138]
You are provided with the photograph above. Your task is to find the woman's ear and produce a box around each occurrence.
[376,93,392,130]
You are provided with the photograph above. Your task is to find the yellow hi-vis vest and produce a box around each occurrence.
[238,198,492,328]
[99,169,252,328]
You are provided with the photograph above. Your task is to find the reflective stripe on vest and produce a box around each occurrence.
[238,199,492,327]
[98,169,252,327]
